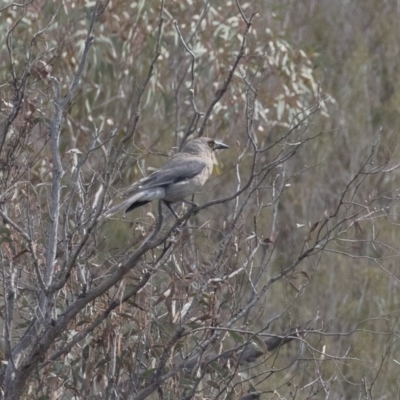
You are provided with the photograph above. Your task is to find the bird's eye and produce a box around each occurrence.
[208,140,215,148]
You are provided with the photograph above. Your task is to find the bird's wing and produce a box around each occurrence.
[104,156,207,217]
[137,156,207,190]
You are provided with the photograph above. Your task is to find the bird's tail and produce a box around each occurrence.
[103,188,165,218]
[103,192,143,218]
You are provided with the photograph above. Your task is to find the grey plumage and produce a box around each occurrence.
[104,137,229,217]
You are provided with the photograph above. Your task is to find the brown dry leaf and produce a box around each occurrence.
[289,281,300,293]
[354,220,363,238]
[299,271,311,282]
[309,221,319,234]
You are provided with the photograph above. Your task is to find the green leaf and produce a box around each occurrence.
[229,330,245,344]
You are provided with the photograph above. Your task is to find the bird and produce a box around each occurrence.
[104,137,229,218]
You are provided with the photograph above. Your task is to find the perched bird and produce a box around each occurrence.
[104,137,229,217]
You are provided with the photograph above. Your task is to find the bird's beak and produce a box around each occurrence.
[214,141,229,150]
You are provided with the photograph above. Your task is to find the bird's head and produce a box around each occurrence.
[183,137,229,155]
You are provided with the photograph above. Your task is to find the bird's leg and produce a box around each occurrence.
[182,200,199,208]
[163,201,186,240]
[182,199,199,216]
[163,201,179,219]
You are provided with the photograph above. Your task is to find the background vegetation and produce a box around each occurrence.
[0,0,399,399]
